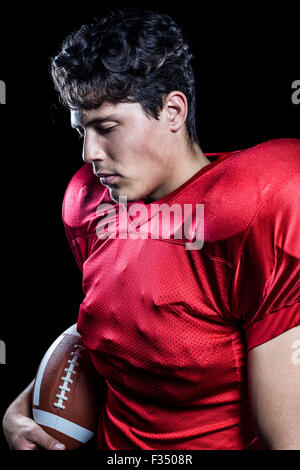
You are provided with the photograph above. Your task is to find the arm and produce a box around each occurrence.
[2,380,65,450]
[248,325,300,450]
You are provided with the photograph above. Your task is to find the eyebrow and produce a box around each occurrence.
[72,114,120,129]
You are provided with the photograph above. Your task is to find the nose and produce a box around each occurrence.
[82,130,106,164]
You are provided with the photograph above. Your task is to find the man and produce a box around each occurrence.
[2,8,300,450]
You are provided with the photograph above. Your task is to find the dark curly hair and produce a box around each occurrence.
[51,8,199,144]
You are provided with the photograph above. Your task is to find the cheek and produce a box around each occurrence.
[125,124,151,152]
[128,123,167,166]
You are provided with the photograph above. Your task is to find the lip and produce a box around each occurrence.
[98,174,119,184]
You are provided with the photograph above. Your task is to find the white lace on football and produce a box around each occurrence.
[53,344,85,410]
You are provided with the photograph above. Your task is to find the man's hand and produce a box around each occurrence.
[2,381,65,450]
[3,412,66,450]
[248,325,300,450]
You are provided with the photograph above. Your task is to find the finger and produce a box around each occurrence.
[27,426,65,450]
[9,436,38,450]
[22,441,38,450]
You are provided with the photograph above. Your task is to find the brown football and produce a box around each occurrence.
[32,324,100,450]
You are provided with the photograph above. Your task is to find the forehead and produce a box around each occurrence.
[70,101,143,127]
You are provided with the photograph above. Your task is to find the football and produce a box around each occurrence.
[32,324,100,450]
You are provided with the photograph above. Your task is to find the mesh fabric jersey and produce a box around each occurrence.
[62,138,300,450]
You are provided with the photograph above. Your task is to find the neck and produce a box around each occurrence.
[183,141,211,181]
[144,140,211,203]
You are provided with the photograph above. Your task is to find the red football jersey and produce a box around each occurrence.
[62,138,300,450]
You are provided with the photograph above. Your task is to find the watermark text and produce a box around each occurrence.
[291,80,300,105]
[0,80,6,104]
[0,340,6,364]
[291,339,300,365]
[96,197,204,250]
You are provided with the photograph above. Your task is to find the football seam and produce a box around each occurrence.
[53,344,85,410]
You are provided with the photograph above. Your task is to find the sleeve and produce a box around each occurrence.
[62,164,112,272]
[231,174,300,351]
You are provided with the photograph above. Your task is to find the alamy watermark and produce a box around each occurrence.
[0,80,6,104]
[291,339,300,365]
[0,339,6,364]
[96,196,205,250]
[291,80,300,105]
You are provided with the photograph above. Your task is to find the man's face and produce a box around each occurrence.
[71,101,176,202]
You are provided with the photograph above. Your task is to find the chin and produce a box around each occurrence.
[109,182,151,203]
[109,187,134,203]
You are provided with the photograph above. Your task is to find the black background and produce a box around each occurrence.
[0,0,299,455]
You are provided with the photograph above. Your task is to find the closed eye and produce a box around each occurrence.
[95,126,116,135]
[73,124,116,139]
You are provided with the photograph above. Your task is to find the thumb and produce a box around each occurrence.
[29,425,66,450]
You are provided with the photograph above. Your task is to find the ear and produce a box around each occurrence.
[164,91,188,133]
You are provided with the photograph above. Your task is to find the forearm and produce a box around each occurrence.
[2,379,65,450]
